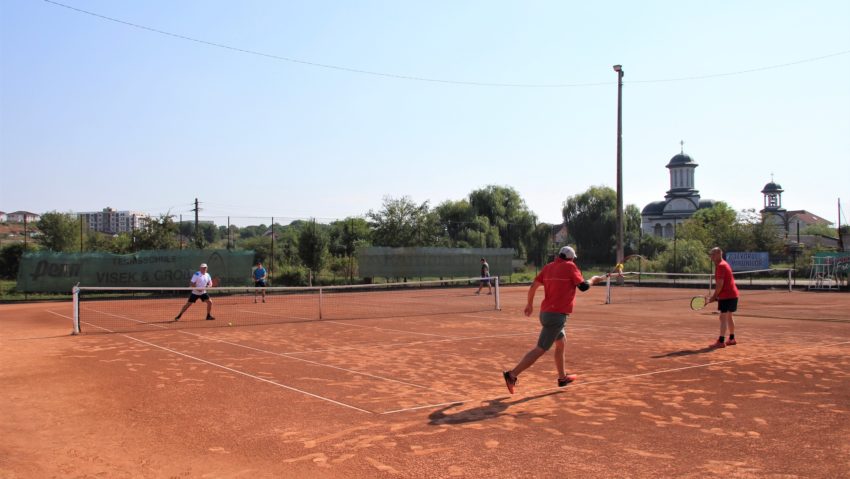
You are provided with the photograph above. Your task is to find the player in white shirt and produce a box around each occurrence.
[174,263,215,321]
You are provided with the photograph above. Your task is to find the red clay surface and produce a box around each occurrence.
[1,286,848,478]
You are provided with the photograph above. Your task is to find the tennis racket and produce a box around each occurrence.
[690,296,709,310]
[211,277,221,287]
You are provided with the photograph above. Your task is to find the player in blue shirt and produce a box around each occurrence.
[253,261,268,303]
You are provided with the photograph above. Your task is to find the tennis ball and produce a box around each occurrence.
[228,322,233,327]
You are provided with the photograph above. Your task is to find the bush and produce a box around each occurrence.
[653,239,711,273]
[0,243,30,280]
[274,265,310,286]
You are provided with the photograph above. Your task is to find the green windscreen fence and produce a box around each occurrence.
[17,250,255,292]
[357,247,514,278]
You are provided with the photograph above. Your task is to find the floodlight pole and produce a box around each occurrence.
[614,64,625,265]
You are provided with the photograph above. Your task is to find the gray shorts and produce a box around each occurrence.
[537,312,568,350]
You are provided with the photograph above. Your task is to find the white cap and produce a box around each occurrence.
[559,246,577,259]
[200,263,208,268]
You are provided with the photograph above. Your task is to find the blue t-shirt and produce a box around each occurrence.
[253,267,266,281]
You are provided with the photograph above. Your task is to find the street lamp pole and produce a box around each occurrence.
[613,64,625,265]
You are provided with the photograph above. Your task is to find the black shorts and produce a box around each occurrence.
[717,298,738,313]
[188,293,210,303]
[254,280,267,287]
[480,277,490,285]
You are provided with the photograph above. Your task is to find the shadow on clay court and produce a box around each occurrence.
[428,391,562,426]
[650,346,717,358]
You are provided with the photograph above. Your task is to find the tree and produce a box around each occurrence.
[748,221,785,257]
[85,231,117,252]
[240,236,274,264]
[527,223,556,267]
[332,217,370,256]
[367,196,442,247]
[468,185,536,256]
[434,200,474,247]
[562,186,617,264]
[677,202,737,250]
[801,223,838,237]
[110,233,134,253]
[197,223,220,245]
[654,238,712,273]
[0,242,28,279]
[624,204,642,256]
[36,212,78,252]
[134,214,180,250]
[276,225,302,267]
[638,234,669,259]
[298,219,328,283]
[328,217,370,282]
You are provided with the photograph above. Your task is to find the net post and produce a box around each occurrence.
[319,287,323,320]
[605,275,612,304]
[494,276,501,310]
[71,283,81,335]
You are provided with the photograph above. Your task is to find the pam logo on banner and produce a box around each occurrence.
[726,252,770,272]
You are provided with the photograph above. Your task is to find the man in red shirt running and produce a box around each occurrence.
[708,247,739,348]
[503,246,596,394]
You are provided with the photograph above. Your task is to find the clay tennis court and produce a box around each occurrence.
[2,285,848,478]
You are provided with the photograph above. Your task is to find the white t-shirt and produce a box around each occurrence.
[190,271,212,295]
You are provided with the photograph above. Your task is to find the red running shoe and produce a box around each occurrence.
[726,339,737,346]
[708,340,726,349]
[502,371,517,394]
[558,374,578,387]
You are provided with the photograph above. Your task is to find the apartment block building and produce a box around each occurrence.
[78,207,149,234]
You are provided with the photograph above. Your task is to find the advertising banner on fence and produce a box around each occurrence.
[726,252,770,271]
[17,249,255,292]
[814,252,850,274]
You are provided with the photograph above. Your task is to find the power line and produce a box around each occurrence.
[43,0,850,88]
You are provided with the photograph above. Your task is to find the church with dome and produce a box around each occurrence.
[640,147,836,245]
[641,148,717,238]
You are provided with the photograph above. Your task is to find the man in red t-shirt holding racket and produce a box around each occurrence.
[707,247,739,348]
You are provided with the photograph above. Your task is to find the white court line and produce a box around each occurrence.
[380,339,850,414]
[236,308,315,322]
[321,320,452,338]
[173,328,464,397]
[75,308,467,396]
[280,331,536,356]
[247,307,483,339]
[50,310,375,413]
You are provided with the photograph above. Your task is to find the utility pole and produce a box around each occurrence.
[613,64,625,266]
[193,198,201,248]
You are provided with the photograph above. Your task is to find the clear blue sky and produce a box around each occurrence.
[2,0,849,227]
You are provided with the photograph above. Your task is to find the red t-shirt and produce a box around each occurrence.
[715,260,739,299]
[534,258,585,314]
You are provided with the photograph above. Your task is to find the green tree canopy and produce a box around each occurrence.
[134,214,179,250]
[468,185,536,256]
[653,238,712,273]
[801,223,838,237]
[367,196,443,247]
[298,219,329,281]
[677,202,737,250]
[328,217,371,257]
[0,242,29,279]
[562,186,617,264]
[434,200,474,246]
[624,204,642,256]
[36,211,79,252]
[527,223,557,267]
